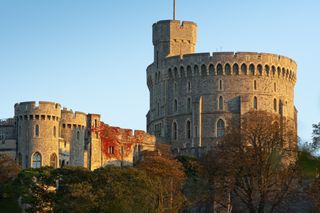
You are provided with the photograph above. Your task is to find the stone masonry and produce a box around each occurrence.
[0,101,156,170]
[146,19,297,155]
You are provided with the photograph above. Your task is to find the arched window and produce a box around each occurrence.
[35,125,40,137]
[225,63,231,75]
[265,65,270,76]
[277,67,281,76]
[194,65,199,76]
[218,96,223,111]
[217,64,223,75]
[201,64,207,76]
[180,66,185,78]
[217,119,225,137]
[249,64,255,75]
[257,64,263,75]
[272,66,276,75]
[168,68,173,79]
[274,98,277,112]
[187,65,192,77]
[187,97,191,112]
[32,152,42,168]
[173,121,178,140]
[53,126,57,137]
[253,80,257,90]
[241,64,247,75]
[233,64,239,75]
[174,67,178,78]
[209,64,215,75]
[77,131,80,140]
[253,96,258,110]
[50,153,57,168]
[174,99,178,112]
[186,120,191,139]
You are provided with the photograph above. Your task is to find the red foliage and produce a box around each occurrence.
[91,122,142,160]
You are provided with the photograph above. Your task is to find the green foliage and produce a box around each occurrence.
[298,150,320,178]
[176,155,209,207]
[11,166,159,213]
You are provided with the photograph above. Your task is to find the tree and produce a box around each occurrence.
[90,166,157,213]
[0,154,20,185]
[202,111,300,213]
[137,144,186,212]
[177,156,209,211]
[309,177,320,209]
[0,154,21,213]
[13,167,57,213]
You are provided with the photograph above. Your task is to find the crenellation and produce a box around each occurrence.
[147,19,298,155]
[1,101,156,170]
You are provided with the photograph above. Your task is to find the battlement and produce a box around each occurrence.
[61,109,87,125]
[152,20,197,43]
[109,126,156,145]
[15,101,61,116]
[152,19,197,61]
[0,118,15,126]
[147,52,297,88]
[162,52,297,66]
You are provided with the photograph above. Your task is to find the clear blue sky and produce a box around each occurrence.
[0,0,319,142]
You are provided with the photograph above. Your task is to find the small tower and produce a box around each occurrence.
[152,20,197,65]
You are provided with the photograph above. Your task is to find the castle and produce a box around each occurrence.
[0,10,298,169]
[146,19,297,155]
[0,101,155,170]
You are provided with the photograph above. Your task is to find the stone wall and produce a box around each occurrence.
[100,127,156,167]
[147,19,297,151]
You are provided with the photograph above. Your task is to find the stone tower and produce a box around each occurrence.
[60,109,87,167]
[147,18,297,156]
[15,101,61,169]
[152,20,197,65]
[87,114,102,170]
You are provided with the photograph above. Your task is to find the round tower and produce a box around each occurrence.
[60,109,87,167]
[15,101,61,169]
[147,20,298,154]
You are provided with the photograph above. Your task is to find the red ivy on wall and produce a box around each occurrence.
[91,122,143,160]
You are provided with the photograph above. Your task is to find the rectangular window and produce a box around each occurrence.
[108,146,115,154]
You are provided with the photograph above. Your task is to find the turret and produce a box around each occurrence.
[152,20,197,66]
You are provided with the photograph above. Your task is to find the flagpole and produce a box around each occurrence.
[173,0,176,20]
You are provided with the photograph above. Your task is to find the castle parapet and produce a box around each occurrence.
[61,108,87,126]
[14,101,61,119]
[147,52,297,88]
